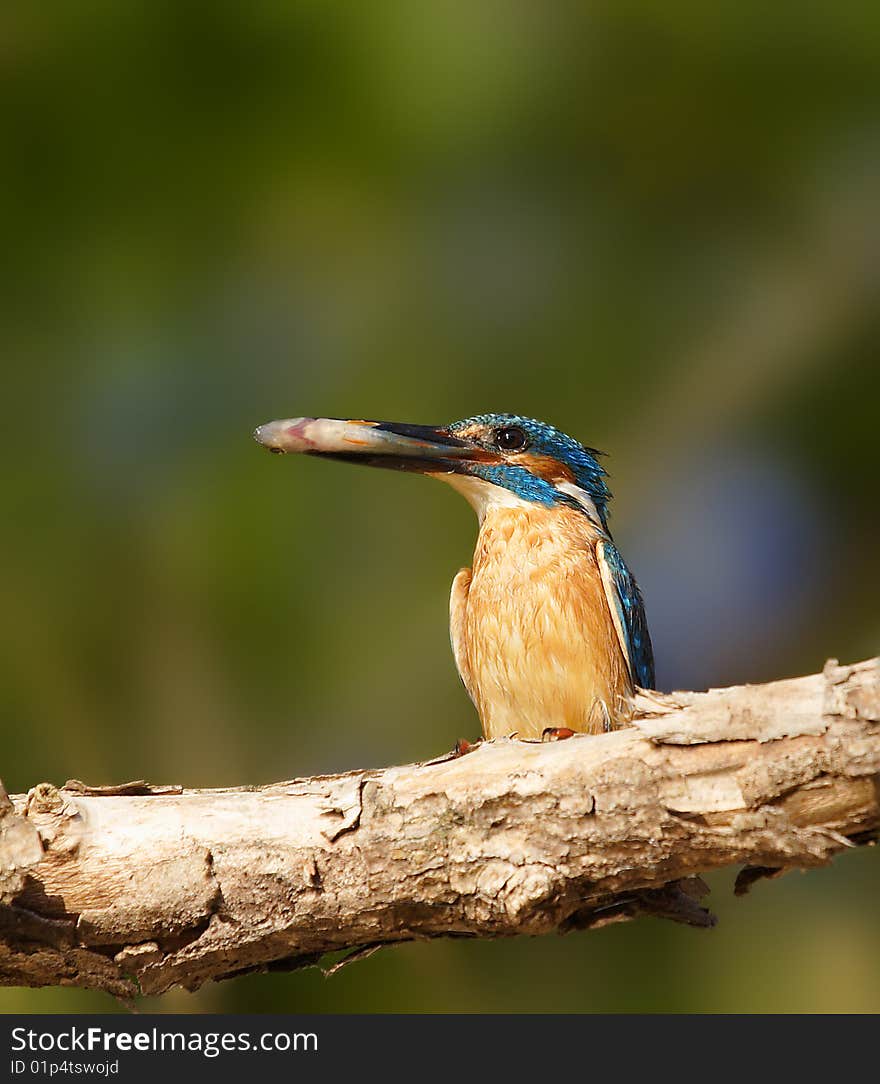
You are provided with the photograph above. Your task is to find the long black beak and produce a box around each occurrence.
[253,417,491,474]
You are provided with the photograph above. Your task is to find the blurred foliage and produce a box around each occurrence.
[1,3,878,1012]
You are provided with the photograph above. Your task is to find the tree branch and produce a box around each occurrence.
[1,658,878,999]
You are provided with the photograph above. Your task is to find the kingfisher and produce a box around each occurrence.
[254,414,654,741]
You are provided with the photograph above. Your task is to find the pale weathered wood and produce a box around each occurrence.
[0,658,877,999]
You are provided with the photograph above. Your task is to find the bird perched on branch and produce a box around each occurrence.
[254,414,654,741]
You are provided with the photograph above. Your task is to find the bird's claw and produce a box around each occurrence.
[453,737,479,757]
[422,737,482,766]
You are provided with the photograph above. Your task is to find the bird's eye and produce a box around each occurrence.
[494,425,528,451]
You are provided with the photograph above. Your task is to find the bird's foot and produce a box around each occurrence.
[452,737,480,757]
[542,727,575,742]
[423,737,482,766]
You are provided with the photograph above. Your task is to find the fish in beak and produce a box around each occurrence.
[253,417,493,474]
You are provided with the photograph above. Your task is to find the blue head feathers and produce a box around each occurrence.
[447,413,612,528]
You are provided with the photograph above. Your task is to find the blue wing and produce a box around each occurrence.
[596,540,655,690]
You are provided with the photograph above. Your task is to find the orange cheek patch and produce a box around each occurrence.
[509,453,576,484]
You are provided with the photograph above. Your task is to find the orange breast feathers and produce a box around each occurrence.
[449,503,632,740]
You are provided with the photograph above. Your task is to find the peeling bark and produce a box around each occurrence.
[1,658,877,999]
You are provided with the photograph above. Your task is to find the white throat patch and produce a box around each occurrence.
[434,473,534,524]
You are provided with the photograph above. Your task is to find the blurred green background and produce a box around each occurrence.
[2,3,879,1013]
